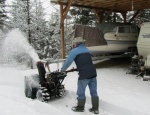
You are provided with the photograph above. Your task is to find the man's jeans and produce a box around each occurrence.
[77,77,98,100]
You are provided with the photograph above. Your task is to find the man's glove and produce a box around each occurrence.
[60,71,66,75]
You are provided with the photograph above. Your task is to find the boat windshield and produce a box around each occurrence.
[131,27,137,33]
[111,27,117,32]
[118,27,130,33]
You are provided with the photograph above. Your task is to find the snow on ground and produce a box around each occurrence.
[0,58,150,115]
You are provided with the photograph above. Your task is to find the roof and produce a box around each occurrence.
[50,0,150,12]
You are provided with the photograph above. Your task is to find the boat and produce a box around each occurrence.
[73,24,139,58]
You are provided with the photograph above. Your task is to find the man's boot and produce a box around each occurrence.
[72,99,85,112]
[89,96,99,114]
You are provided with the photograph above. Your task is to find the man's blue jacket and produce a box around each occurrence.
[61,44,97,80]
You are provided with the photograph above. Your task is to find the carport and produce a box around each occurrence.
[50,0,150,59]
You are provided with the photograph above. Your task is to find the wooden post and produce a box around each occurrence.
[59,0,73,59]
[94,9,104,24]
[121,11,127,23]
[129,10,140,23]
[113,12,116,22]
[60,4,65,59]
[102,3,117,22]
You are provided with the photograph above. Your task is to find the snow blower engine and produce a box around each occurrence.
[24,61,77,102]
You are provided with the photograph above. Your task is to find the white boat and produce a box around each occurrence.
[86,25,138,55]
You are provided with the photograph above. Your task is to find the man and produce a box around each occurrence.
[61,37,99,114]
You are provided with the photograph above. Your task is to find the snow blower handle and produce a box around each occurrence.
[65,68,78,73]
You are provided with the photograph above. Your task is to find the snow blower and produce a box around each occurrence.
[24,61,77,102]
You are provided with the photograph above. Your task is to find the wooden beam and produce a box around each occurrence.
[60,0,73,59]
[51,0,150,12]
[102,3,118,22]
[121,11,127,23]
[113,12,116,22]
[94,9,104,24]
[129,10,140,23]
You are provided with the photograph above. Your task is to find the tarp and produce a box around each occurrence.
[73,24,107,47]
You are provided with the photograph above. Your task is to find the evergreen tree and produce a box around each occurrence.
[30,0,49,59]
[9,0,51,59]
[46,12,61,59]
[0,0,7,31]
[69,7,124,25]
[69,7,97,26]
[10,0,29,34]
[45,11,72,59]
[131,9,150,27]
[139,9,150,22]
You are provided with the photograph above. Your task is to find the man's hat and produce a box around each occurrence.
[72,37,86,43]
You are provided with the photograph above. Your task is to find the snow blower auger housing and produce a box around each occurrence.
[24,61,77,102]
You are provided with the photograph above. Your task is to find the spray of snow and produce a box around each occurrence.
[1,29,40,68]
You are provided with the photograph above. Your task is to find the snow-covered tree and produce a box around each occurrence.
[0,0,7,31]
[45,12,61,59]
[8,0,51,59]
[69,7,97,26]
[9,0,29,33]
[138,9,150,22]
[69,7,125,26]
[44,11,73,59]
[29,0,49,59]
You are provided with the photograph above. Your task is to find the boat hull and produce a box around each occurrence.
[87,40,137,55]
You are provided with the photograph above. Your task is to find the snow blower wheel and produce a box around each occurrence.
[36,88,50,102]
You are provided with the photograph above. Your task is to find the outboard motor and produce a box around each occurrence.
[127,54,145,77]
